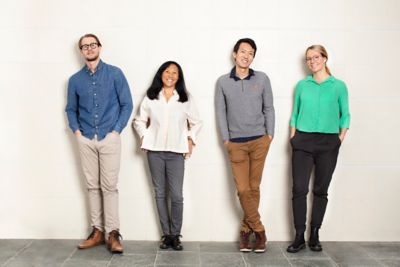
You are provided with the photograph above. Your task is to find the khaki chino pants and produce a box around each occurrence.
[227,135,271,233]
[77,133,121,234]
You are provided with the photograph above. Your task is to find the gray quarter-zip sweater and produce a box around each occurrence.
[215,68,275,142]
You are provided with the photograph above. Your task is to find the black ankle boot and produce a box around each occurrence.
[159,235,172,249]
[287,232,305,253]
[309,227,322,251]
[172,235,183,251]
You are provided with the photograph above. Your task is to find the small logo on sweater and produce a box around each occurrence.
[250,84,261,92]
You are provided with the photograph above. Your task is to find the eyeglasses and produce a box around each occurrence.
[80,42,99,50]
[306,55,321,62]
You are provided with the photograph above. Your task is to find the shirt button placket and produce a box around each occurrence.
[316,84,321,130]
[164,102,169,150]
[92,76,99,136]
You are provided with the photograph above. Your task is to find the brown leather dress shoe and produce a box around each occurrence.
[78,227,105,249]
[107,230,123,253]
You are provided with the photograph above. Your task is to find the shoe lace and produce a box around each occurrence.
[173,235,182,242]
[172,235,182,248]
[110,230,123,241]
[161,235,170,242]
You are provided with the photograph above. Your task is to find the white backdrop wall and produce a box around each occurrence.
[1,0,399,241]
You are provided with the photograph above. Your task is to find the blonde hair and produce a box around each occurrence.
[306,45,331,75]
[78,33,102,49]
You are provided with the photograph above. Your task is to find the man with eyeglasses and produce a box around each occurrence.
[215,38,275,253]
[65,33,133,253]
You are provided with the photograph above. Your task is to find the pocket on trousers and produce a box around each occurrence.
[107,132,120,143]
[290,133,297,146]
[225,141,232,152]
[262,135,271,144]
[107,132,119,138]
[337,135,342,146]
[228,145,246,163]
[77,135,87,143]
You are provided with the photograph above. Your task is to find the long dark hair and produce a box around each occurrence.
[146,61,188,103]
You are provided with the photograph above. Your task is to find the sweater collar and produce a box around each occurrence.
[230,67,255,81]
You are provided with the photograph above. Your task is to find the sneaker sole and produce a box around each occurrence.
[254,241,267,253]
[239,248,252,252]
[254,248,266,253]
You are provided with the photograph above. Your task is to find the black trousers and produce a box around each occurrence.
[290,131,341,232]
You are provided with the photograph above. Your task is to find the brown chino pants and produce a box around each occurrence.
[227,135,271,232]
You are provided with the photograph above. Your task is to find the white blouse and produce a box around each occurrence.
[133,90,202,153]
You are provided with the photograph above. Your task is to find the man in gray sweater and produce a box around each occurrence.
[215,38,275,253]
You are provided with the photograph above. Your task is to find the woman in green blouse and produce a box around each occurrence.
[287,45,350,253]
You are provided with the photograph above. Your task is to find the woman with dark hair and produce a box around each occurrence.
[287,45,350,253]
[133,61,202,250]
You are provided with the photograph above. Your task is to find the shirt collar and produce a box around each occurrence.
[84,59,104,74]
[230,67,255,81]
[160,89,178,99]
[306,75,335,84]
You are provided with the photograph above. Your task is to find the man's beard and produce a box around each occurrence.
[86,55,99,62]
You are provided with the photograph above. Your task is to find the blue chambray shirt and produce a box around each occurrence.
[65,60,133,140]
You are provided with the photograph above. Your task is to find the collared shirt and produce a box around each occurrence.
[290,75,350,133]
[215,67,275,142]
[65,60,133,140]
[133,91,202,153]
[230,67,255,81]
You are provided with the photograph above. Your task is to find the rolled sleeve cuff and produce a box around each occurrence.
[188,131,197,145]
[340,114,351,129]
[340,119,350,129]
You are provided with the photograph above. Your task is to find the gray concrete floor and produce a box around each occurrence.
[1,240,399,266]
